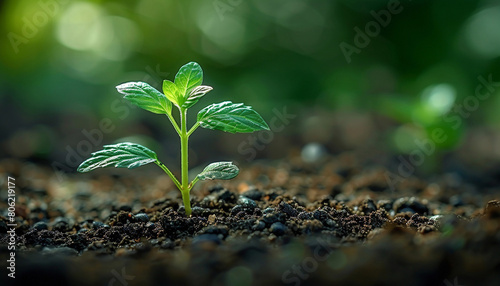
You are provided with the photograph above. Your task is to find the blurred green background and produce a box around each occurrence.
[1,0,500,177]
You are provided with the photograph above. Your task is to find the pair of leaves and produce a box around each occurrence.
[117,62,212,114]
[163,62,212,108]
[77,142,239,181]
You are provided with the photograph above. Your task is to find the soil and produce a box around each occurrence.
[1,152,500,286]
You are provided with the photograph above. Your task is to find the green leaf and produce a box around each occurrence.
[182,85,213,109]
[197,162,239,180]
[117,82,172,115]
[197,101,270,133]
[162,80,179,106]
[77,142,158,172]
[174,62,203,106]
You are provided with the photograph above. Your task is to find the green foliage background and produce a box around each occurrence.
[1,0,500,171]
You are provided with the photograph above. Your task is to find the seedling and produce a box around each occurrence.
[77,62,269,216]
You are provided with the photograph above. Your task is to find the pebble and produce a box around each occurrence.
[270,222,287,236]
[361,199,377,214]
[252,220,266,231]
[393,197,429,215]
[313,210,329,221]
[217,190,237,203]
[241,189,264,201]
[191,207,206,216]
[263,207,275,214]
[201,225,229,238]
[52,217,71,232]
[237,196,257,209]
[301,143,327,163]
[279,201,298,217]
[134,213,149,222]
[262,213,279,225]
[92,221,105,229]
[231,205,244,215]
[377,200,393,211]
[78,228,89,234]
[33,221,48,231]
[298,212,313,220]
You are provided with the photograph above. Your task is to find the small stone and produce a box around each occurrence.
[313,210,328,221]
[92,221,105,229]
[279,201,298,217]
[217,190,237,203]
[241,189,264,201]
[238,196,257,209]
[297,212,313,220]
[263,207,275,214]
[301,143,327,163]
[208,215,217,224]
[191,207,206,216]
[134,213,149,222]
[52,217,70,232]
[361,199,377,214]
[262,213,279,225]
[201,225,229,238]
[33,221,48,231]
[377,200,393,211]
[270,222,287,236]
[231,205,244,215]
[393,197,429,215]
[117,212,133,224]
[78,228,89,234]
[252,221,266,231]
[146,222,156,229]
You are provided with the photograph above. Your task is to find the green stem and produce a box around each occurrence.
[165,113,181,136]
[180,108,191,216]
[156,160,181,190]
[188,177,199,192]
[187,121,200,137]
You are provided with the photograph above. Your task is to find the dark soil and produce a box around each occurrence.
[1,155,500,286]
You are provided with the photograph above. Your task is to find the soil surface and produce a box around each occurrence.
[1,153,500,286]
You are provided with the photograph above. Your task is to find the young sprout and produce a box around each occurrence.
[77,62,269,216]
